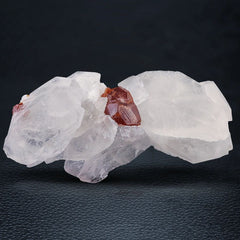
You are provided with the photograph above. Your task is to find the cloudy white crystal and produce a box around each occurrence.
[4,77,85,166]
[3,70,233,183]
[119,71,232,163]
[64,126,150,183]
[4,72,116,167]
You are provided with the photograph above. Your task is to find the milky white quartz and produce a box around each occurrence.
[4,72,116,168]
[64,126,150,183]
[119,71,232,163]
[3,71,233,183]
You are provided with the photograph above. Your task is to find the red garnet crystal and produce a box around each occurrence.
[101,86,141,126]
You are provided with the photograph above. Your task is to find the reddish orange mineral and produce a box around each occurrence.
[12,102,23,114]
[101,86,141,126]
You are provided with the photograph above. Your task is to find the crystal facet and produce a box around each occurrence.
[3,71,233,183]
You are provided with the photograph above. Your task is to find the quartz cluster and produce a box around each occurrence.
[3,71,233,183]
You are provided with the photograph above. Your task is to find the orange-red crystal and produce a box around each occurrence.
[101,86,141,126]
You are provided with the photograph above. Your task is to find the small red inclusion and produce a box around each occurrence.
[101,88,113,97]
[12,102,23,114]
[101,86,141,126]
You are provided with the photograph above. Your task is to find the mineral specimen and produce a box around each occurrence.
[101,86,141,126]
[3,71,233,183]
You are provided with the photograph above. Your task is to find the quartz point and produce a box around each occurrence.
[3,71,233,183]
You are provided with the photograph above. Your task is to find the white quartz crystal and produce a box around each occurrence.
[3,71,233,183]
[119,71,232,163]
[4,72,115,167]
[64,126,150,183]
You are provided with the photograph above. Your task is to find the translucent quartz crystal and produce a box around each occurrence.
[119,71,232,163]
[101,87,141,126]
[4,72,117,167]
[3,71,233,183]
[64,126,150,183]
